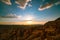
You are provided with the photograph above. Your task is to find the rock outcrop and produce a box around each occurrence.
[44,17,60,40]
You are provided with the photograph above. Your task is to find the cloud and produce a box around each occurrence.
[38,1,60,11]
[15,0,31,9]
[55,2,60,5]
[0,14,21,18]
[28,4,32,7]
[0,0,32,9]
[1,0,11,5]
[0,14,22,22]
[38,3,53,11]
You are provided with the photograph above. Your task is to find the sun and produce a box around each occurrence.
[23,15,34,21]
[26,17,32,20]
[25,16,33,20]
[23,15,34,25]
[26,21,32,24]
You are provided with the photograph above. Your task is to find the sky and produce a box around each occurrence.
[0,0,60,24]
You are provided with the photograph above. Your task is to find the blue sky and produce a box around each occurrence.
[0,0,60,22]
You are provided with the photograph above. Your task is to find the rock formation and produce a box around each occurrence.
[0,17,60,40]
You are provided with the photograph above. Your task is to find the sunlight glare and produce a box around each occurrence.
[26,21,32,24]
[24,15,34,20]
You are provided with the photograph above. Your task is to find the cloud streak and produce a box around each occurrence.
[38,3,53,11]
[15,0,31,9]
[55,2,60,5]
[0,0,32,9]
[28,4,32,7]
[38,0,60,11]
[0,14,21,18]
[1,0,11,5]
[0,0,60,11]
[0,14,22,22]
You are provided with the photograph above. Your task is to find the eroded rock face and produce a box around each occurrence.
[0,26,44,40]
[44,17,60,40]
[0,17,60,40]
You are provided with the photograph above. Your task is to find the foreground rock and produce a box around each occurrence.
[44,18,60,40]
